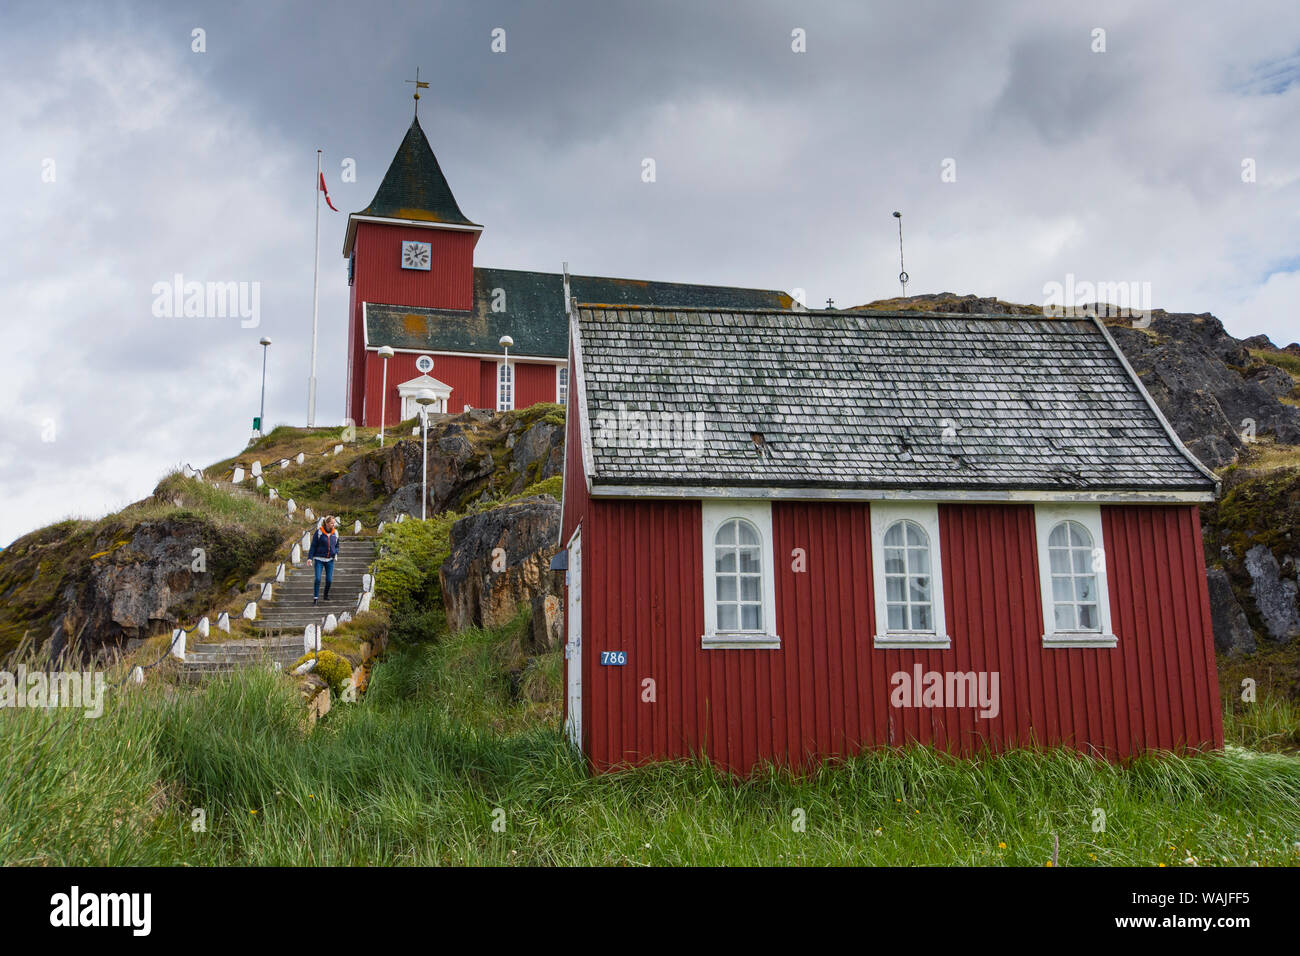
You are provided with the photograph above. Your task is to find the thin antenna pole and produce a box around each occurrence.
[893,211,909,296]
[308,149,322,426]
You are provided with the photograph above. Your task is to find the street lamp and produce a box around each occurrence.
[414,388,438,520]
[377,345,394,447]
[498,334,514,411]
[257,337,272,438]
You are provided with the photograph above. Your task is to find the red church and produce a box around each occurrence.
[559,304,1225,774]
[344,116,793,427]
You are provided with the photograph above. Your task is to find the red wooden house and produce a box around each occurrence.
[559,304,1224,773]
[343,117,792,428]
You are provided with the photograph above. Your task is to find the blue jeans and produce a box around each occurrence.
[313,559,334,598]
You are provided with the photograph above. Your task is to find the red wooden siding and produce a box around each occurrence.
[574,499,1222,774]
[479,360,496,410]
[352,223,475,312]
[1101,505,1223,753]
[560,340,588,549]
[514,362,557,409]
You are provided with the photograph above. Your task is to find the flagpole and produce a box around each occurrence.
[307,148,322,427]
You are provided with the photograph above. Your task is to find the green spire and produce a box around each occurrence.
[358,115,477,227]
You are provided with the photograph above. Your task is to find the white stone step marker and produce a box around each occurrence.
[356,591,372,613]
[197,616,210,638]
[232,466,245,483]
[268,488,278,501]
[353,519,361,534]
[286,498,296,514]
[339,612,352,624]
[303,624,321,653]
[217,612,231,633]
[291,543,302,564]
[323,613,339,634]
[275,563,285,583]
[333,444,343,455]
[170,628,187,661]
[255,475,264,488]
[260,582,273,601]
[130,666,145,684]
[362,573,373,593]
[305,508,315,521]
[296,452,305,465]
[293,657,316,676]
[250,460,262,476]
[242,602,257,620]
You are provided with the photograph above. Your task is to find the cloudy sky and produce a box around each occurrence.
[2,0,1298,544]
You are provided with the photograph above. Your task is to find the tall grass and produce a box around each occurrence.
[4,635,1299,866]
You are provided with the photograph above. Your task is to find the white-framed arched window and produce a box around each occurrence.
[870,502,950,648]
[1034,504,1117,648]
[701,500,780,649]
[1047,520,1100,631]
[882,518,933,633]
[714,517,764,632]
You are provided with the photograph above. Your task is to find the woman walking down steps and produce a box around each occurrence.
[309,516,340,605]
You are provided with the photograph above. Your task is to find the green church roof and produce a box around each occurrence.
[355,116,478,227]
[365,267,794,358]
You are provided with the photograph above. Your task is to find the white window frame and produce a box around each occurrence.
[497,361,513,411]
[557,365,569,406]
[1034,504,1117,648]
[870,502,950,649]
[701,500,780,650]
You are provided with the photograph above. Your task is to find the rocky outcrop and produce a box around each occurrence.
[327,408,565,521]
[46,516,281,657]
[439,495,562,648]
[1206,567,1257,656]
[1107,313,1300,468]
[1243,544,1300,643]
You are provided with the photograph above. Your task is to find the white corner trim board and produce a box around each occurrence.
[869,501,952,650]
[700,499,781,650]
[1033,503,1118,649]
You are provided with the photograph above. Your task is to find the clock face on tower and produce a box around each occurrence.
[400,240,432,271]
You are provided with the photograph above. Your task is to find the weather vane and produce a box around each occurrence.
[405,67,430,116]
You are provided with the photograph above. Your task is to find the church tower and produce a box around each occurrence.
[342,115,481,425]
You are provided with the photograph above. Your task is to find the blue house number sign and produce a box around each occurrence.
[600,651,627,666]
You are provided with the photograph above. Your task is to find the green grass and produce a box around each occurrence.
[4,620,1299,866]
[1253,349,1300,379]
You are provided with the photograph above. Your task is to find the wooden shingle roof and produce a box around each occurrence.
[574,306,1218,496]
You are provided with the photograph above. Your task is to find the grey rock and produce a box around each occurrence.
[439,496,561,647]
[1205,567,1257,655]
[1109,314,1300,467]
[1243,544,1300,643]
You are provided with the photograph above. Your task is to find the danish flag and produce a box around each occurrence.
[319,172,338,212]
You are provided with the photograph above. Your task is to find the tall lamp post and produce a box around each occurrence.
[498,334,514,411]
[257,336,272,437]
[377,345,394,447]
[414,388,438,520]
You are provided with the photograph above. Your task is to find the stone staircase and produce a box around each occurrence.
[178,535,377,682]
[180,635,306,682]
[254,535,377,632]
